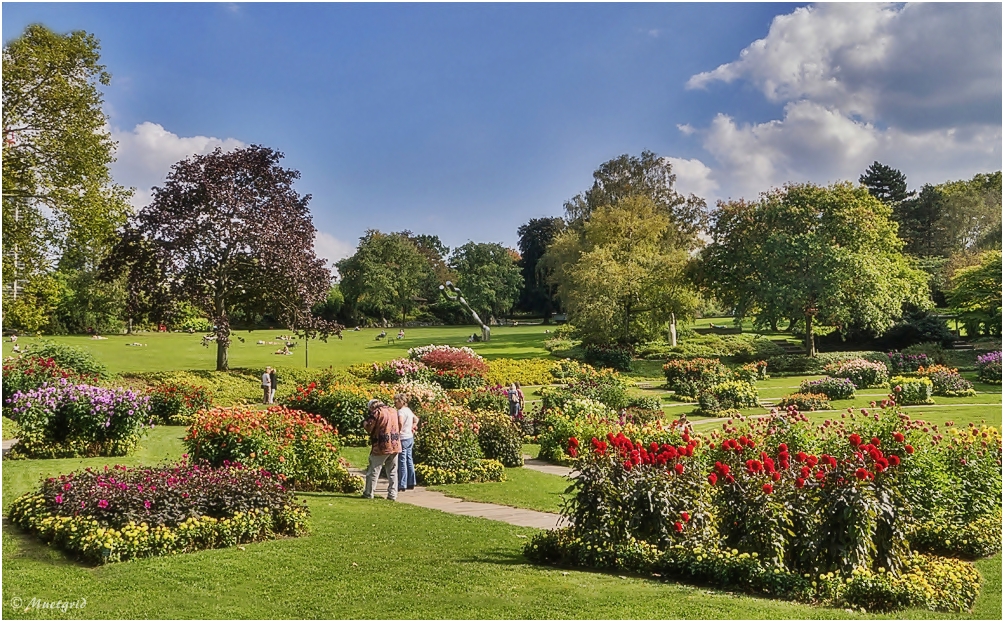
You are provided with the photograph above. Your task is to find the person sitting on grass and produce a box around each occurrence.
[397,329,405,340]
[362,399,402,501]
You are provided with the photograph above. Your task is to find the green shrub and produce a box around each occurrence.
[146,382,213,425]
[662,358,732,398]
[3,415,22,440]
[765,355,824,375]
[697,381,759,414]
[777,392,831,411]
[415,459,505,485]
[584,344,633,371]
[798,376,856,400]
[23,341,107,378]
[627,395,662,411]
[413,406,503,483]
[732,361,768,384]
[474,411,524,467]
[889,376,934,405]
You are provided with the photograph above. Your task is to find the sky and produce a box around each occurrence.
[3,2,1001,271]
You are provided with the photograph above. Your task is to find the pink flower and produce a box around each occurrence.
[144,500,152,510]
[55,494,63,504]
[97,499,109,509]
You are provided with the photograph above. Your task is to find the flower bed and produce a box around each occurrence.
[889,376,934,405]
[5,382,151,458]
[281,382,394,445]
[485,358,558,386]
[777,392,831,411]
[886,351,930,374]
[370,358,431,383]
[916,365,976,398]
[798,376,855,400]
[697,380,759,415]
[474,411,524,467]
[413,405,505,484]
[146,381,213,425]
[2,355,96,407]
[7,460,309,564]
[524,406,999,613]
[733,361,769,384]
[184,406,362,493]
[976,351,1001,384]
[663,358,733,398]
[408,345,488,376]
[824,358,889,389]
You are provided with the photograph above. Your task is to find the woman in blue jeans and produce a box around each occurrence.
[395,393,418,491]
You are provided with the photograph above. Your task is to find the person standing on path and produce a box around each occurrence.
[395,393,419,492]
[362,399,402,500]
[269,367,278,404]
[508,382,525,419]
[261,367,272,404]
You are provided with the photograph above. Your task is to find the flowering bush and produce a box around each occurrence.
[484,357,558,386]
[7,460,309,564]
[697,381,759,415]
[408,344,487,374]
[450,385,510,415]
[5,382,151,458]
[824,358,889,389]
[21,340,108,378]
[2,355,95,408]
[185,406,362,493]
[524,406,996,612]
[663,358,733,398]
[976,351,1001,384]
[146,382,213,425]
[395,379,447,411]
[428,368,487,390]
[889,376,934,405]
[777,392,831,411]
[798,376,856,400]
[413,405,504,484]
[916,365,976,398]
[886,351,930,373]
[474,411,524,467]
[733,360,769,384]
[281,382,394,445]
[370,358,431,383]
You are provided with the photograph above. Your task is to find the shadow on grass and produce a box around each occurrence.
[2,518,95,569]
[457,547,532,567]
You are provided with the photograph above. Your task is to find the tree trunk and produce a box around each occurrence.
[805,313,815,357]
[216,339,228,371]
[770,318,778,332]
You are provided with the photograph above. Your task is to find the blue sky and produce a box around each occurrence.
[3,3,1000,268]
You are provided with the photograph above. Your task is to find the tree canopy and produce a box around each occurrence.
[516,217,565,318]
[546,195,697,345]
[948,250,1002,337]
[108,145,330,370]
[698,182,930,355]
[448,242,523,322]
[860,161,912,207]
[2,24,131,331]
[337,231,435,325]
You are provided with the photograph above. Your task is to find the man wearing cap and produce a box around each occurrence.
[362,398,402,500]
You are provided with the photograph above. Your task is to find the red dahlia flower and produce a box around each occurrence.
[905,445,914,454]
[681,511,690,522]
[762,483,773,494]
[674,521,684,533]
[849,434,862,447]
[708,473,718,485]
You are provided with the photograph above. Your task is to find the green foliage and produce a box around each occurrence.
[282,382,394,444]
[912,511,1002,559]
[515,217,564,317]
[413,406,502,484]
[798,376,856,400]
[948,251,1002,337]
[824,358,890,389]
[583,344,633,371]
[337,230,436,323]
[697,380,759,414]
[860,161,912,207]
[449,241,523,320]
[890,376,934,405]
[146,381,213,425]
[474,411,524,467]
[662,358,732,398]
[545,195,699,346]
[23,340,106,378]
[698,182,931,355]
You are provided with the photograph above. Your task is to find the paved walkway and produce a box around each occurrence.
[522,458,574,478]
[348,467,564,530]
[2,439,17,456]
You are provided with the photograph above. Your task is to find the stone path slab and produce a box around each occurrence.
[348,467,563,530]
[2,439,17,456]
[521,458,574,478]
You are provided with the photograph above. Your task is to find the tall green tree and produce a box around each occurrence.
[563,150,707,250]
[546,195,697,345]
[516,217,565,318]
[859,161,913,207]
[895,184,950,257]
[699,183,930,355]
[948,251,1002,337]
[448,242,524,321]
[2,24,130,329]
[337,231,435,325]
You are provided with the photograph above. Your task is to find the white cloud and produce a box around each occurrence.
[314,230,355,274]
[110,122,245,209]
[665,156,718,200]
[683,2,1001,200]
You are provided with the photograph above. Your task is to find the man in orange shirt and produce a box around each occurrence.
[362,399,402,500]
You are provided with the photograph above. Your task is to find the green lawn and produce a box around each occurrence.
[1,326,553,374]
[429,467,571,514]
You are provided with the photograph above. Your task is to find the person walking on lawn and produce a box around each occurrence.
[362,398,402,500]
[269,367,278,404]
[395,393,419,492]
